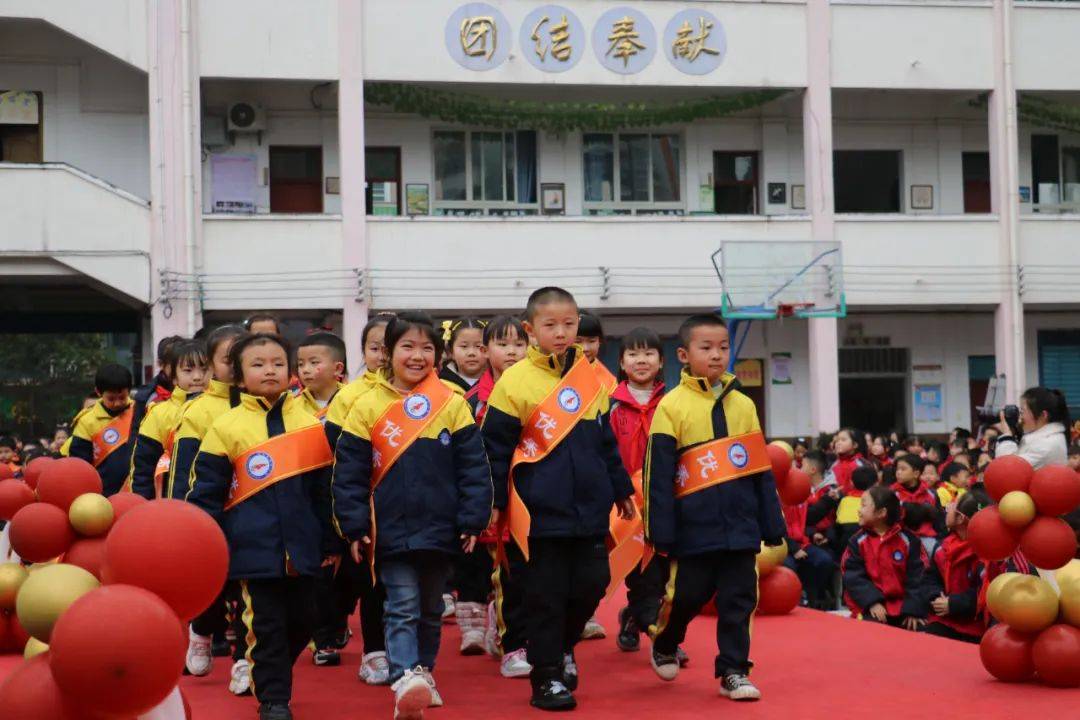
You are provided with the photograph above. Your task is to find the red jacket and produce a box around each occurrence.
[806,483,840,533]
[923,534,984,638]
[828,453,868,494]
[891,481,939,538]
[841,524,927,618]
[609,381,664,476]
[783,503,810,548]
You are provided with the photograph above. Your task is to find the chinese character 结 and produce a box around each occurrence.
[672,17,720,62]
[460,16,497,61]
[531,15,572,62]
[606,16,645,67]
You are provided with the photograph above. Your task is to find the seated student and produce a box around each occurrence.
[783,485,838,611]
[792,438,810,469]
[939,433,971,474]
[935,462,972,507]
[903,436,925,458]
[296,332,346,422]
[129,340,209,500]
[187,332,338,720]
[891,454,941,556]
[803,450,841,559]
[921,489,993,643]
[0,436,19,474]
[64,363,135,496]
[841,486,927,630]
[827,428,868,494]
[868,435,892,469]
[920,461,940,489]
[834,466,878,554]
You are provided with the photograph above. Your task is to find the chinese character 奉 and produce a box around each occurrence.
[530,15,572,62]
[606,15,645,67]
[672,17,720,62]
[460,16,498,61]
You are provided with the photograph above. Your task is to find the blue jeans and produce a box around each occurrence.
[378,551,452,684]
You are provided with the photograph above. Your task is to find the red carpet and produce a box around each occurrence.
[4,599,1078,718]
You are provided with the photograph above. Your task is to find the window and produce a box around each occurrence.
[0,90,43,163]
[1061,147,1080,209]
[713,151,759,214]
[366,146,401,216]
[1031,134,1060,208]
[269,146,322,213]
[834,150,901,213]
[1038,330,1080,421]
[962,152,991,214]
[583,132,681,214]
[433,130,538,215]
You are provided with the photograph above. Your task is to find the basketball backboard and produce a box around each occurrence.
[711,240,846,319]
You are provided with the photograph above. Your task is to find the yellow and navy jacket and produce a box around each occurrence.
[129,387,197,500]
[331,374,493,559]
[324,371,380,450]
[297,382,344,423]
[481,345,633,539]
[65,398,135,496]
[187,392,335,579]
[60,405,94,457]
[644,369,786,556]
[168,379,239,500]
[131,372,173,439]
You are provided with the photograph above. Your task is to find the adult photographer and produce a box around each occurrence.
[994,387,1070,469]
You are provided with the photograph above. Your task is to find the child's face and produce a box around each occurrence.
[1069,453,1080,472]
[858,493,883,528]
[390,328,436,388]
[620,345,662,388]
[921,464,939,484]
[677,325,730,385]
[363,323,388,372]
[239,342,290,399]
[297,345,342,391]
[248,319,279,335]
[833,431,855,456]
[0,447,13,463]
[895,460,919,487]
[53,428,69,444]
[945,503,967,533]
[794,443,807,459]
[952,468,972,489]
[99,389,130,412]
[577,335,601,363]
[927,447,941,462]
[487,330,527,377]
[451,328,486,377]
[525,301,579,357]
[174,357,209,394]
[871,439,885,456]
[212,339,236,382]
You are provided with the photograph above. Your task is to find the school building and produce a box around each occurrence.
[1,0,1079,439]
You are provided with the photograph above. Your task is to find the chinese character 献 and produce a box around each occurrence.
[606,16,645,67]
[535,412,558,441]
[380,420,403,448]
[697,450,719,479]
[460,16,497,61]
[531,15,572,62]
[672,17,719,63]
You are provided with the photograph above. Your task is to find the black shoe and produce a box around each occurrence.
[211,639,232,657]
[676,646,689,667]
[259,702,293,720]
[616,607,640,652]
[561,652,578,692]
[333,627,352,650]
[530,679,577,711]
[312,647,341,667]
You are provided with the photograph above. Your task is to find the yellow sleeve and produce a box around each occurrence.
[449,394,478,433]
[486,372,525,423]
[649,397,679,438]
[198,422,230,459]
[342,393,374,442]
[72,412,95,441]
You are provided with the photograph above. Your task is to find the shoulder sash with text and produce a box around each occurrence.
[91,406,134,468]
[226,424,332,510]
[674,431,770,499]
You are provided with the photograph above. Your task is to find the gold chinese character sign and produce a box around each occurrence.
[663,9,726,75]
[522,5,585,73]
[672,17,720,62]
[592,7,656,75]
[446,4,510,71]
[460,16,497,60]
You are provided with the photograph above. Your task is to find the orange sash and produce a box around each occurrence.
[605,470,654,599]
[152,429,177,499]
[675,431,770,499]
[505,356,602,560]
[593,361,618,394]
[226,424,332,510]
[91,406,134,467]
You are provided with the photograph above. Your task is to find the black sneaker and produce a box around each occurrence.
[312,647,341,667]
[616,607,640,652]
[333,627,352,650]
[676,646,689,667]
[211,638,232,657]
[530,679,577,711]
[259,702,293,720]
[561,652,578,692]
[719,673,761,701]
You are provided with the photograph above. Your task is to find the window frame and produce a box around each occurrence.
[581,130,685,215]
[430,128,539,216]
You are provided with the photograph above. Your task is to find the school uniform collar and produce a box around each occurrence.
[95,398,133,419]
[206,379,232,399]
[240,391,291,413]
[678,368,738,397]
[300,382,342,407]
[527,344,583,377]
[611,380,665,410]
[169,387,189,405]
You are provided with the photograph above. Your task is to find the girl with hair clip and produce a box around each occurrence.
[439,316,488,393]
[827,427,869,494]
[994,386,1070,469]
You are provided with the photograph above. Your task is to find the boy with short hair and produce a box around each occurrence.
[296,332,347,422]
[935,462,972,507]
[64,363,135,495]
[644,313,786,701]
[482,287,635,711]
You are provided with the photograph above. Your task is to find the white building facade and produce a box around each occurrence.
[1,0,1078,438]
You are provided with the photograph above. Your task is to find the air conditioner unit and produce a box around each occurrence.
[226,102,266,132]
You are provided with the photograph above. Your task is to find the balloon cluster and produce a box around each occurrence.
[0,456,230,718]
[971,456,1080,687]
[752,440,809,616]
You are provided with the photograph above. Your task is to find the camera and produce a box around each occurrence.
[976,374,1019,433]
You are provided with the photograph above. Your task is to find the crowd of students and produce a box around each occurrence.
[1,292,1077,720]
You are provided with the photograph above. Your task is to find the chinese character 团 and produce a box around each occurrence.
[380,420,403,448]
[520,438,540,458]
[460,16,497,61]
[606,16,645,67]
[672,17,720,62]
[697,450,719,479]
[535,412,558,440]
[531,15,572,62]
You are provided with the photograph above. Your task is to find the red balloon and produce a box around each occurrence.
[36,458,102,512]
[778,468,812,506]
[767,444,791,485]
[0,654,109,720]
[1019,516,1079,571]
[980,624,1036,682]
[0,479,36,521]
[9,612,30,651]
[63,537,108,581]
[21,457,55,490]
[756,566,802,615]
[1032,624,1080,688]
[103,500,228,621]
[9,502,76,562]
[0,610,13,653]
[984,456,1035,503]
[1028,465,1080,518]
[50,585,186,716]
[0,464,14,480]
[107,491,147,522]
[968,507,1023,561]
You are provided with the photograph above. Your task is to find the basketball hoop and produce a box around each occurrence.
[777,302,816,319]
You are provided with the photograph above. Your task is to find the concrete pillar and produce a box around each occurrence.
[338,0,369,376]
[988,0,1025,400]
[803,0,840,434]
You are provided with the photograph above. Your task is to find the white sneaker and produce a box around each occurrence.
[483,601,500,657]
[392,667,432,720]
[650,648,679,682]
[719,673,762,701]
[228,659,252,695]
[421,668,443,708]
[185,626,213,676]
[581,615,606,640]
[359,651,390,686]
[456,602,486,655]
[500,647,532,678]
[441,593,456,620]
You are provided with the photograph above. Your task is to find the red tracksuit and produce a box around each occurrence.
[609,381,664,475]
[783,503,811,549]
[891,481,939,538]
[828,453,868,494]
[922,534,983,638]
[841,524,927,618]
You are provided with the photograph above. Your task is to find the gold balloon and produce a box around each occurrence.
[1057,559,1080,588]
[756,541,788,577]
[23,636,49,659]
[68,492,114,537]
[14,563,99,642]
[1061,577,1080,628]
[986,573,1020,618]
[0,562,29,611]
[991,574,1059,633]
[770,440,795,461]
[998,491,1037,528]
